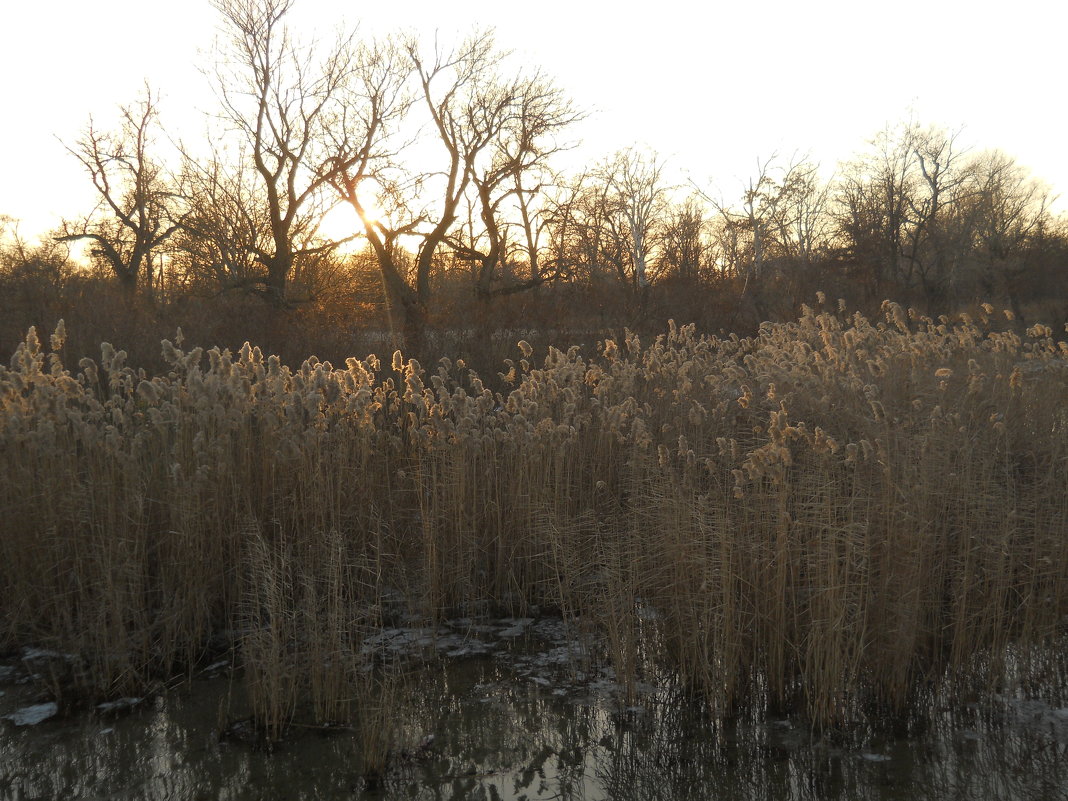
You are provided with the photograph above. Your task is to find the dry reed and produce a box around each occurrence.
[1,300,1065,732]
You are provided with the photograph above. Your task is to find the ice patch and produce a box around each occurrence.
[96,697,143,713]
[4,702,59,726]
[496,618,534,638]
[445,642,495,659]
[21,648,72,661]
[860,752,891,762]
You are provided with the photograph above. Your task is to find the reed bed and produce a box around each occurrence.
[1,300,1066,733]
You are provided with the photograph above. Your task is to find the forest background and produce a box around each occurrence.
[2,0,1066,374]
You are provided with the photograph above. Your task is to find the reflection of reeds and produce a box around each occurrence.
[1,300,1066,729]
[355,670,400,790]
[240,525,299,743]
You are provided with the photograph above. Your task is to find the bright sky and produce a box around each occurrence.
[2,0,1065,239]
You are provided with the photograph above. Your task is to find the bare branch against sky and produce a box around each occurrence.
[2,0,1065,236]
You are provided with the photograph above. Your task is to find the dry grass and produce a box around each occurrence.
[1,300,1066,732]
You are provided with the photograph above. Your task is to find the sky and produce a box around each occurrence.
[2,0,1065,240]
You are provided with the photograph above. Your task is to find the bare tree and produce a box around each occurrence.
[1,223,75,298]
[207,0,360,307]
[56,86,184,297]
[328,31,497,350]
[836,124,921,302]
[450,72,581,298]
[543,172,635,287]
[602,148,668,290]
[764,159,831,267]
[660,197,712,284]
[176,145,272,293]
[902,125,973,307]
[702,155,829,294]
[965,150,1052,315]
[835,121,979,309]
[510,167,565,286]
[970,151,1050,263]
[329,30,579,352]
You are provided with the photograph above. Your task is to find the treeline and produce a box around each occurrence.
[2,0,1066,370]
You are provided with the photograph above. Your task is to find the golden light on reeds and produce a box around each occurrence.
[1,300,1065,738]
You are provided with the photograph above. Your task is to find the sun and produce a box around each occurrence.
[318,197,382,250]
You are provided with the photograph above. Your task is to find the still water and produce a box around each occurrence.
[2,617,1066,800]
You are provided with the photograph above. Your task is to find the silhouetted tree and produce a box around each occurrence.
[206,0,361,307]
[903,126,972,308]
[835,125,919,302]
[660,197,711,284]
[602,147,668,290]
[966,150,1052,315]
[329,30,579,352]
[835,122,979,309]
[450,71,580,299]
[56,86,184,297]
[177,148,269,294]
[543,172,630,286]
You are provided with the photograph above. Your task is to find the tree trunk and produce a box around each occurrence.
[400,296,427,359]
[265,253,290,308]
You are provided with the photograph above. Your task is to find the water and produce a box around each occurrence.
[2,618,1067,800]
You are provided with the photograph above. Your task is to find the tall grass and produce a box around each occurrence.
[1,300,1065,731]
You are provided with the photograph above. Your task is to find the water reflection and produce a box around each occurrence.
[1,636,1066,801]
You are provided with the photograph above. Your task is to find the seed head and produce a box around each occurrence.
[50,320,67,352]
